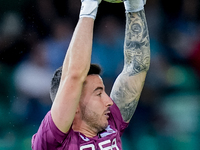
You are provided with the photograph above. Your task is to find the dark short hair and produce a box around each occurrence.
[50,64,102,102]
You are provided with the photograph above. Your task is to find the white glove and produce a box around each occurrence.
[124,0,146,13]
[79,0,102,19]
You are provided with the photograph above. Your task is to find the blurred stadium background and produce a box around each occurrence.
[0,0,200,149]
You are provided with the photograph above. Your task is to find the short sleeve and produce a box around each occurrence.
[108,101,129,137]
[31,111,68,150]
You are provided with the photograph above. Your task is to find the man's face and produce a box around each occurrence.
[79,75,113,133]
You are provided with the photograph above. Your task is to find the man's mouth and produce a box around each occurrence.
[104,111,110,118]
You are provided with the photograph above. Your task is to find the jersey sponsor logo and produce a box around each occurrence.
[80,138,119,150]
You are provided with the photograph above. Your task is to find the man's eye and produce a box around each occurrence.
[97,93,102,96]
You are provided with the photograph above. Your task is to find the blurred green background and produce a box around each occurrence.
[0,0,200,149]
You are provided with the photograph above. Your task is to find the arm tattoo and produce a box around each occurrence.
[111,10,150,122]
[124,11,150,76]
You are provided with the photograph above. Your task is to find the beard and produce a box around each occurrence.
[80,103,108,133]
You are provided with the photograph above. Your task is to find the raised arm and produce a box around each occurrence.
[110,1,150,123]
[51,0,101,133]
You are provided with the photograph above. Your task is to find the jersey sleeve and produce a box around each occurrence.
[109,101,129,137]
[31,111,68,150]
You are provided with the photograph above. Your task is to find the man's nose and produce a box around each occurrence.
[104,93,113,107]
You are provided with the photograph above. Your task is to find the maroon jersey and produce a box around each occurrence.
[32,102,129,150]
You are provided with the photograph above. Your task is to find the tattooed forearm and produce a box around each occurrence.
[110,10,150,122]
[124,10,150,76]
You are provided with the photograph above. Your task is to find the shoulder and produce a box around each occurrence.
[32,111,69,149]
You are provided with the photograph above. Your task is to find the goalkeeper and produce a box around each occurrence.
[32,0,150,149]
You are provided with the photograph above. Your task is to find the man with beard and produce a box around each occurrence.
[32,0,150,149]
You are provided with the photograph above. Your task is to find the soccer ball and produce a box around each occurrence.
[104,0,123,3]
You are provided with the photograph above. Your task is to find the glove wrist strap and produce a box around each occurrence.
[124,0,146,13]
[79,0,99,19]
